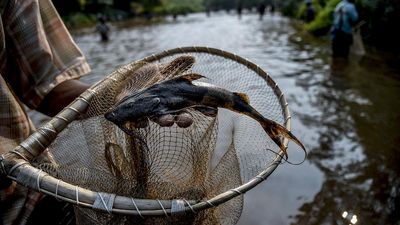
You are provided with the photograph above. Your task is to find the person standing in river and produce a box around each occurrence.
[305,0,315,23]
[237,2,243,20]
[331,0,358,58]
[258,3,266,20]
[96,14,110,42]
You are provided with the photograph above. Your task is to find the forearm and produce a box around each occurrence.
[37,79,90,117]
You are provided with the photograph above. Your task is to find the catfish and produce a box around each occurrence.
[105,73,305,159]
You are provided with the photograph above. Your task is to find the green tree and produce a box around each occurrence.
[139,0,162,13]
[52,0,83,16]
[113,0,131,10]
[360,0,400,51]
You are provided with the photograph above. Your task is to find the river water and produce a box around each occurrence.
[69,12,400,225]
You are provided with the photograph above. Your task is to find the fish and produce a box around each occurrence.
[105,73,306,159]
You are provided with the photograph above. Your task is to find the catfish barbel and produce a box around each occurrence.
[105,73,306,158]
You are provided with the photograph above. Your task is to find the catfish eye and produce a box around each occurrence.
[151,97,161,105]
[127,102,136,107]
[122,101,138,109]
[148,97,161,110]
[104,111,117,123]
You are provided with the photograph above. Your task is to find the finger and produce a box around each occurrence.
[175,112,193,128]
[154,114,174,127]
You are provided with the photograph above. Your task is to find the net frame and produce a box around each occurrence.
[0,46,291,217]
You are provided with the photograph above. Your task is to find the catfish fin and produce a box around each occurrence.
[174,73,206,82]
[234,92,250,104]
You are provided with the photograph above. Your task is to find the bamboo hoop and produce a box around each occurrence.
[0,46,290,216]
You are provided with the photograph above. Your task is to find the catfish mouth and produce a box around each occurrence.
[104,111,117,123]
[117,118,149,135]
[105,107,149,134]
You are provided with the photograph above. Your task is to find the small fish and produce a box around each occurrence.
[105,73,305,158]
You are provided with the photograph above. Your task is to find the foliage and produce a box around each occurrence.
[63,13,97,28]
[296,0,323,20]
[204,0,269,10]
[305,0,340,35]
[113,0,131,11]
[358,0,400,51]
[203,0,235,10]
[52,0,83,16]
[155,0,204,15]
[139,0,162,13]
[281,0,301,17]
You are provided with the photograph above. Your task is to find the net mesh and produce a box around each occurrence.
[37,51,285,225]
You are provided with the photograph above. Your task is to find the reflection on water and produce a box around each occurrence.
[71,12,400,225]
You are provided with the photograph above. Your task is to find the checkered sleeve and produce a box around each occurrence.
[2,0,90,109]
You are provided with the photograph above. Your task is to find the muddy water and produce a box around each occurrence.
[69,12,400,225]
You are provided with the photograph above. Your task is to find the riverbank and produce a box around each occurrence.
[62,12,169,31]
[67,15,167,36]
[57,0,204,30]
[283,0,400,54]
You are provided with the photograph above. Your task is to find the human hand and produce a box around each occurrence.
[107,107,218,135]
[38,79,89,117]
[153,112,193,128]
[0,174,12,190]
[153,107,217,128]
[129,107,217,129]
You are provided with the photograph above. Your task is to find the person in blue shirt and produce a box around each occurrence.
[331,0,358,58]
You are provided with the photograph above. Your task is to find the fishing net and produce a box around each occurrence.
[0,47,293,225]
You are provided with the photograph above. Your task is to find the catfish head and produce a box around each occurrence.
[105,92,164,131]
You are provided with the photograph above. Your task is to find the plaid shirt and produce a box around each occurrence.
[0,0,90,224]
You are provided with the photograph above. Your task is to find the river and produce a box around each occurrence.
[67,12,400,225]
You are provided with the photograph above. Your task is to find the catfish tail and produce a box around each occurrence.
[260,117,306,160]
[230,91,306,161]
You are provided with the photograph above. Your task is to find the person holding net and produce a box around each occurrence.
[0,0,91,224]
[0,1,195,224]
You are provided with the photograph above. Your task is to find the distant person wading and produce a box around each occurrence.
[258,3,266,20]
[331,0,358,58]
[96,15,110,42]
[305,0,315,22]
[237,3,243,19]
